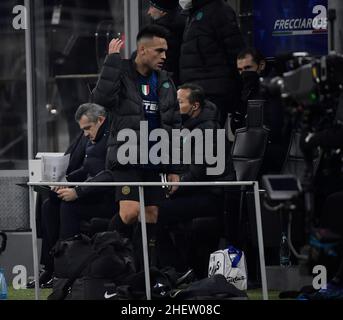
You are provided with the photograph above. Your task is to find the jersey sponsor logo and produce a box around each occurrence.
[142,100,159,113]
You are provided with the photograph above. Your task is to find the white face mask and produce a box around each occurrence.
[179,0,192,10]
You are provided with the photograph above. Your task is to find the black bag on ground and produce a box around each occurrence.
[66,277,117,300]
[111,266,195,300]
[48,231,136,300]
[113,266,177,300]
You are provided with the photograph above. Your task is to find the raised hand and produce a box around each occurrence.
[108,38,124,54]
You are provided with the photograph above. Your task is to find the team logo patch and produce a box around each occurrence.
[163,82,170,89]
[196,12,203,20]
[141,84,150,96]
[122,186,131,195]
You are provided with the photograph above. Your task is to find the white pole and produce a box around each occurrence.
[138,186,151,300]
[253,182,268,300]
[29,186,40,300]
[24,0,34,160]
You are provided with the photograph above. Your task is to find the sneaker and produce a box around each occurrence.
[298,282,343,300]
[26,270,53,289]
[41,278,54,289]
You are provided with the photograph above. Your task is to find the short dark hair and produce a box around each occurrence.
[149,0,179,12]
[178,83,205,107]
[136,24,169,43]
[237,47,265,65]
[74,103,107,123]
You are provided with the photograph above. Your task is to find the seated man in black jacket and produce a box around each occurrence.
[27,103,115,288]
[155,83,227,273]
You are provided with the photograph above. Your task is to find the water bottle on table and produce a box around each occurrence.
[280,232,291,267]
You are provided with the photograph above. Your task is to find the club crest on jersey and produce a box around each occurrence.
[141,84,150,96]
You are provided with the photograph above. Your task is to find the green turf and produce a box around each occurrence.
[247,289,281,300]
[5,287,281,300]
[7,286,52,300]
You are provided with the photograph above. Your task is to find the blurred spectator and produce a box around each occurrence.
[147,0,186,85]
[179,0,245,126]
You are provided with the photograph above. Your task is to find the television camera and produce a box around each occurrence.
[261,52,343,177]
[260,54,343,275]
[262,52,343,108]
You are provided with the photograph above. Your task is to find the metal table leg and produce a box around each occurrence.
[138,186,151,300]
[29,185,40,300]
[253,182,268,300]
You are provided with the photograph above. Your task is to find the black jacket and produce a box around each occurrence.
[179,0,245,98]
[91,53,181,172]
[153,9,186,86]
[64,118,111,198]
[177,100,228,195]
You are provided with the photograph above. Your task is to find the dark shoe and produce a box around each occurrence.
[41,278,54,289]
[309,282,343,300]
[26,270,53,289]
[296,282,343,300]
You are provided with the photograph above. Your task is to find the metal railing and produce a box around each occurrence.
[28,180,268,300]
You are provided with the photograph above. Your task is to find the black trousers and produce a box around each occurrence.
[40,193,115,271]
[156,192,223,274]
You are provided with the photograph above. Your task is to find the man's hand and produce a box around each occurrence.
[51,186,65,192]
[167,174,180,195]
[57,188,78,202]
[108,38,124,54]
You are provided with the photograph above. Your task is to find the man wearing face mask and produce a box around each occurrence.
[237,48,266,104]
[155,83,231,274]
[235,47,289,174]
[147,0,185,86]
[179,0,245,127]
[232,47,267,132]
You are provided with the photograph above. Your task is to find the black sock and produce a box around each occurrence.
[133,223,157,269]
[146,223,157,266]
[146,223,157,242]
[109,214,133,239]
